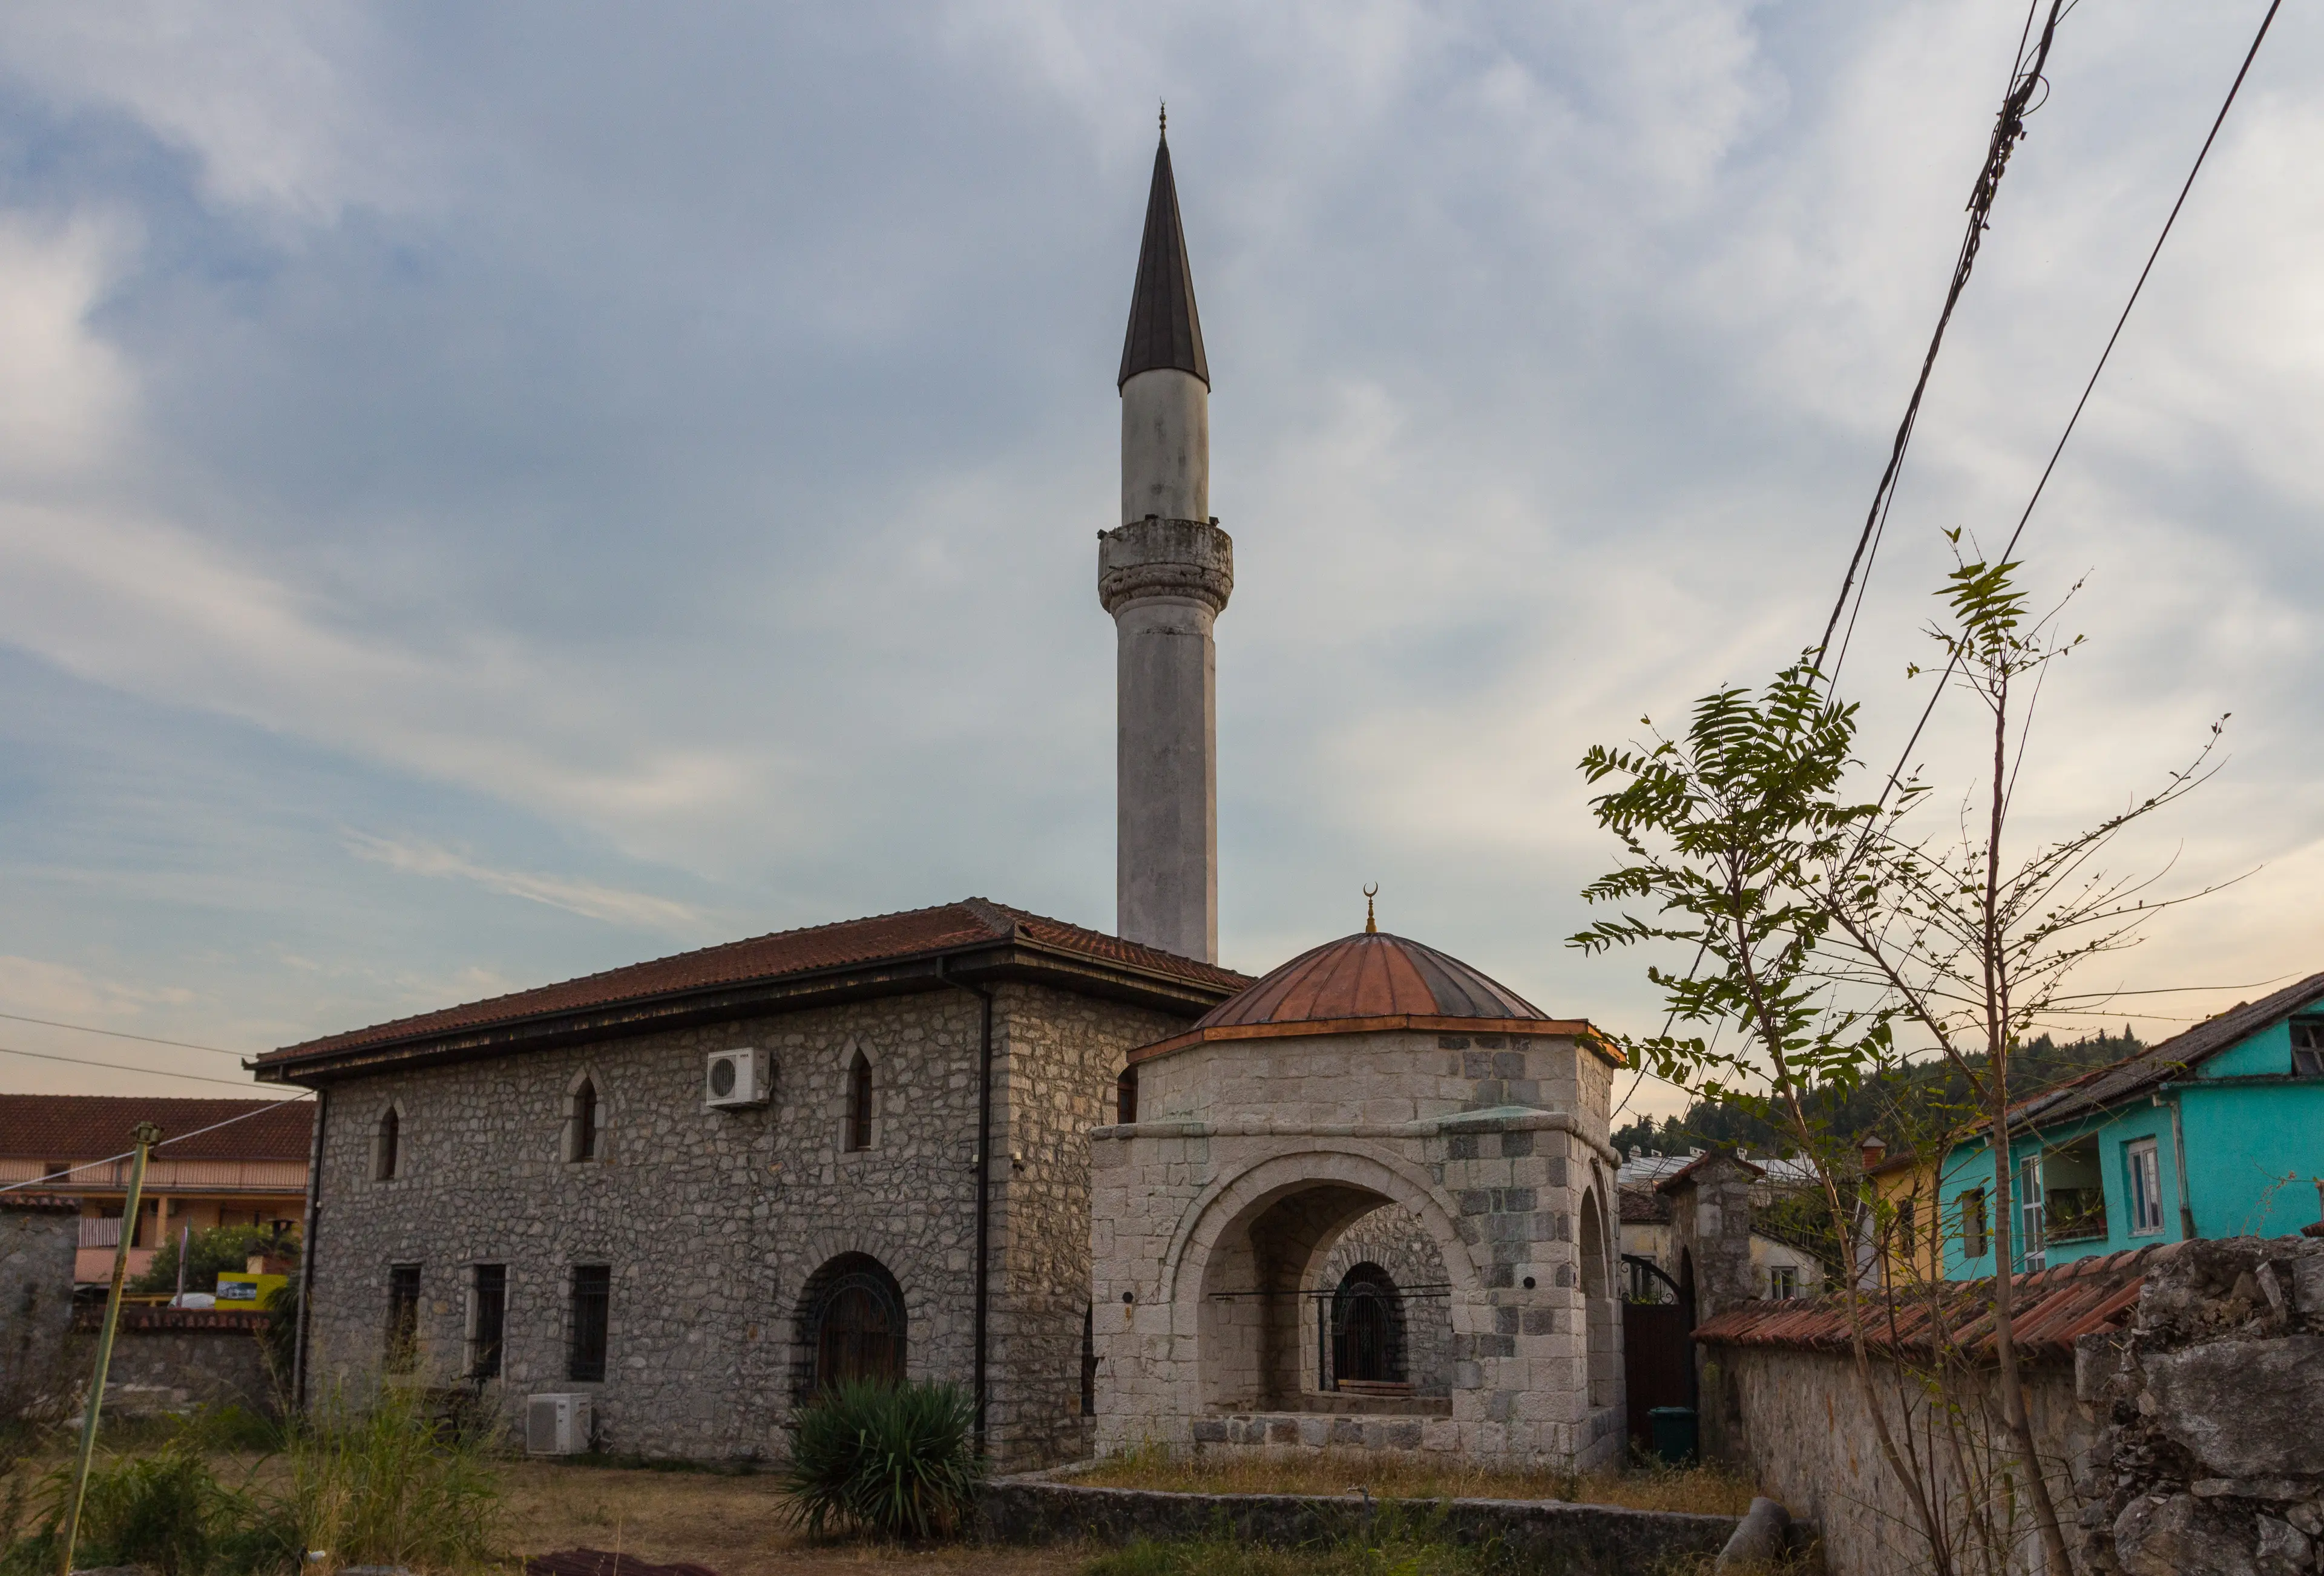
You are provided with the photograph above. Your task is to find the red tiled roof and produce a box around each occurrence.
[0,1095,312,1163]
[1620,1186,1672,1224]
[1693,1242,2179,1361]
[260,898,1252,1063]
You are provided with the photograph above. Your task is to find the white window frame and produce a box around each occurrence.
[1769,1265,1799,1300]
[2127,1137,2164,1236]
[2019,1154,2046,1272]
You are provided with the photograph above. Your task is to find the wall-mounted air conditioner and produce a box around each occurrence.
[704,1047,772,1110]
[525,1393,593,1456]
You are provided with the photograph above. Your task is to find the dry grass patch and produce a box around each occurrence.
[1064,1449,1756,1517]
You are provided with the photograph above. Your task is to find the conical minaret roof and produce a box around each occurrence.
[1117,125,1209,390]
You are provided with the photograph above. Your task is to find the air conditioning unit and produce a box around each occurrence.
[526,1393,593,1456]
[703,1047,772,1110]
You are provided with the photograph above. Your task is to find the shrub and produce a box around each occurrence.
[129,1226,299,1298]
[282,1377,502,1569]
[779,1380,981,1540]
[11,1445,278,1576]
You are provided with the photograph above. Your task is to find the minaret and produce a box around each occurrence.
[1100,116,1232,964]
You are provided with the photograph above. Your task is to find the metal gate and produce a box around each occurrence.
[1620,1253,1692,1452]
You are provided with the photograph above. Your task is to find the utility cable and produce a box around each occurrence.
[0,1011,246,1059]
[1862,0,2283,816]
[0,1042,280,1092]
[0,1088,314,1197]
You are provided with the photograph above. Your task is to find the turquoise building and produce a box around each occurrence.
[1936,973,2324,1278]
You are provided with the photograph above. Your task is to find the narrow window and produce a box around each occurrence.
[1960,1187,1989,1259]
[845,1053,873,1152]
[573,1079,600,1162]
[375,1108,401,1181]
[568,1264,611,1382]
[1080,1304,1097,1417]
[386,1263,421,1373]
[2127,1138,2164,1236]
[1116,1065,1139,1125]
[2019,1155,2046,1272]
[1770,1266,1799,1300]
[471,1264,507,1379]
[2292,1019,2324,1077]
[1896,1192,1918,1262]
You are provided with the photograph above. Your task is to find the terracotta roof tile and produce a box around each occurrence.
[1693,1241,2183,1361]
[260,898,1250,1063]
[0,1095,312,1164]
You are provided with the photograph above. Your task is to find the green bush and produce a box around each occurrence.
[128,1226,299,1298]
[779,1379,981,1540]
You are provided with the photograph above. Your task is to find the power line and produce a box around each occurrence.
[0,1042,278,1091]
[0,1011,246,1059]
[0,1088,314,1197]
[1864,0,2285,811]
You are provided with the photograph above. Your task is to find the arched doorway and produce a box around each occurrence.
[795,1253,906,1395]
[1330,1262,1407,1389]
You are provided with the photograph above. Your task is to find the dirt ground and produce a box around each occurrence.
[497,1462,1085,1576]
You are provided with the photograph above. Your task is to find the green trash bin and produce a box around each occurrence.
[1648,1405,1698,1465]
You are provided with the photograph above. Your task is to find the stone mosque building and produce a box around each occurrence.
[255,126,1625,1472]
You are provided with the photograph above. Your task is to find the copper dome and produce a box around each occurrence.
[1196,930,1551,1031]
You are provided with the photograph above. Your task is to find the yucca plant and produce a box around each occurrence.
[779,1379,981,1540]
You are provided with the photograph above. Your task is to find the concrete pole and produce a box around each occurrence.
[1102,365,1230,964]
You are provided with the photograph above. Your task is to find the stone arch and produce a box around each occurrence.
[1579,1184,1618,1408]
[1164,1148,1478,1415]
[562,1066,610,1163]
[370,1100,405,1182]
[792,1252,907,1398]
[1318,1205,1454,1396]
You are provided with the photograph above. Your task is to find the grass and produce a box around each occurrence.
[1084,1515,1497,1576]
[1066,1445,1758,1517]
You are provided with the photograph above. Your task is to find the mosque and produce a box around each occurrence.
[255,124,1626,1472]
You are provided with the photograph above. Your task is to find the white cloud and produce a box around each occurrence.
[343,833,708,933]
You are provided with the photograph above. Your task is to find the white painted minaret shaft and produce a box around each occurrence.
[1105,369,1227,963]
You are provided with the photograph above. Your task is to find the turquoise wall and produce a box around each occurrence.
[1935,1013,2324,1278]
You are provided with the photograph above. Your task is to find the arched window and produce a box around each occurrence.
[1080,1304,1097,1416]
[1116,1064,1138,1125]
[373,1106,401,1181]
[845,1052,873,1151]
[1331,1263,1407,1387]
[796,1253,907,1395]
[1579,1187,1617,1408]
[568,1077,601,1163]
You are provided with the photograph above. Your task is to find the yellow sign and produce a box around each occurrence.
[214,1273,288,1309]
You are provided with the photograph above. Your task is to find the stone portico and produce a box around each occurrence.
[1089,928,1628,1469]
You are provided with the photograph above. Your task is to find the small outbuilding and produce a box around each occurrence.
[1090,924,1627,1469]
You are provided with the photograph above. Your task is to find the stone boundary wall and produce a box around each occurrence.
[978,1471,1737,1576]
[74,1307,276,1416]
[0,1200,80,1425]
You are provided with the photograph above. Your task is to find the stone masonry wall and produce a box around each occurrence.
[0,1203,79,1425]
[306,982,1178,1468]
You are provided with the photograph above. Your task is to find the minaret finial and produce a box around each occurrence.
[1159,101,1167,138]
[1364,884,1379,934]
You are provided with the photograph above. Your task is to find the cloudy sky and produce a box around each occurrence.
[1,1,2317,1121]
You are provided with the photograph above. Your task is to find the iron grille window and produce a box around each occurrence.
[386,1263,421,1373]
[568,1265,611,1382]
[471,1264,507,1379]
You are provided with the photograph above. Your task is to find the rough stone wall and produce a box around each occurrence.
[1091,1028,1624,1469]
[1709,1341,2092,1576]
[2076,1235,2324,1576]
[0,1203,79,1427]
[987,985,1187,1468]
[90,1312,274,1416]
[305,983,1173,1468]
[1319,1205,1455,1396]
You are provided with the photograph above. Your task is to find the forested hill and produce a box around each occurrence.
[1610,1028,2147,1163]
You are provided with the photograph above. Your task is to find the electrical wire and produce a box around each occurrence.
[0,1011,245,1059]
[0,1088,314,1197]
[0,1042,278,1091]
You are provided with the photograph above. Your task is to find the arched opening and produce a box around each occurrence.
[569,1077,600,1162]
[845,1052,874,1151]
[1579,1186,1617,1408]
[1330,1262,1407,1389]
[373,1106,401,1181]
[1116,1064,1139,1125]
[795,1252,906,1396]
